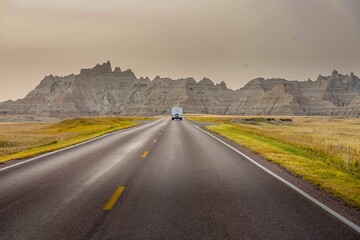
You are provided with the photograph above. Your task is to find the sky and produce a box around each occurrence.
[0,0,359,102]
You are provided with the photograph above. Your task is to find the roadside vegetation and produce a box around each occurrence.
[0,117,150,163]
[188,115,360,208]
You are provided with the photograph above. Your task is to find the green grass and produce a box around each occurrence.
[0,116,151,163]
[188,115,360,208]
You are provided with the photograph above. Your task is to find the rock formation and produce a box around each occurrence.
[0,61,359,117]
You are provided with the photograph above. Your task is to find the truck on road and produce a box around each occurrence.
[171,107,183,120]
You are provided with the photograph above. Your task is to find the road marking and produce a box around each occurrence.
[0,119,165,173]
[153,139,157,143]
[103,186,126,211]
[193,124,360,234]
[0,130,125,173]
[142,151,149,158]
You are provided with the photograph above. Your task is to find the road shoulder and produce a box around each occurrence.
[190,119,360,228]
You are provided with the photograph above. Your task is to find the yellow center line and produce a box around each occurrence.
[142,151,149,158]
[103,186,126,211]
[153,139,157,143]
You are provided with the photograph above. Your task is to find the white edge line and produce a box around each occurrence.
[193,124,360,234]
[0,120,157,173]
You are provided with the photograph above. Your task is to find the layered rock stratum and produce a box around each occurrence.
[1,61,359,117]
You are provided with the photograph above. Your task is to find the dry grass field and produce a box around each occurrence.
[188,115,360,208]
[0,117,150,163]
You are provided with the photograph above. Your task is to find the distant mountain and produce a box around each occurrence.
[1,62,359,117]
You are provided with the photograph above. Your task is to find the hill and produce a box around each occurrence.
[1,62,359,117]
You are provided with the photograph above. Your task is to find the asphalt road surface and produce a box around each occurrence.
[0,118,359,240]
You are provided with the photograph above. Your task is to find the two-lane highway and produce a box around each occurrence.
[0,118,359,239]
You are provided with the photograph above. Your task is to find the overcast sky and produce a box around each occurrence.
[1,0,359,101]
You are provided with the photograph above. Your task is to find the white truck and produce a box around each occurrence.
[171,107,183,120]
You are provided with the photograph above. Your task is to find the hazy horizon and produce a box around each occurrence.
[1,0,360,102]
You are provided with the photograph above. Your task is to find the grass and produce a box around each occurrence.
[0,116,151,163]
[188,115,360,208]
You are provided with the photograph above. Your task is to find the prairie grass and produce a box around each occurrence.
[0,117,150,163]
[188,115,360,208]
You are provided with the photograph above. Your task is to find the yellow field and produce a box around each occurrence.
[0,117,150,163]
[188,115,360,208]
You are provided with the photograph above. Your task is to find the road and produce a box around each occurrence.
[0,118,359,239]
